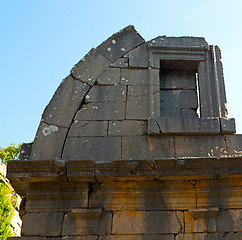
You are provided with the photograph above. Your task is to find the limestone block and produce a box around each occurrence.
[223,232,242,240]
[220,118,236,134]
[42,75,90,128]
[30,122,68,160]
[63,137,121,162]
[96,25,144,62]
[126,42,149,68]
[21,212,64,236]
[25,182,89,212]
[160,108,181,117]
[196,178,242,209]
[108,120,147,136]
[185,209,242,233]
[110,57,129,68]
[74,101,125,121]
[96,68,120,85]
[160,90,198,108]
[160,70,196,90]
[121,69,148,85]
[68,121,108,137]
[224,134,242,156]
[71,48,111,85]
[180,109,198,118]
[112,210,183,234]
[175,233,219,240]
[128,86,149,96]
[99,235,173,240]
[67,160,95,182]
[148,36,208,48]
[89,181,196,210]
[85,85,126,103]
[122,136,175,160]
[126,95,149,120]
[155,117,220,135]
[62,209,112,236]
[174,135,227,158]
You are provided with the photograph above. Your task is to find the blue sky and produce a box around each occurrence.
[1,0,242,147]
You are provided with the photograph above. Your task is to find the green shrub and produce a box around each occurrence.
[0,182,14,240]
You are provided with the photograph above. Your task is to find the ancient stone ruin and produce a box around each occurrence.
[7,25,242,239]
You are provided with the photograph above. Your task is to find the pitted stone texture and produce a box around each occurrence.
[96,25,144,62]
[71,48,111,85]
[99,235,173,240]
[63,137,121,162]
[42,75,90,128]
[175,233,219,240]
[220,118,236,134]
[62,210,112,236]
[68,121,108,137]
[74,101,125,121]
[121,69,148,85]
[108,120,147,136]
[85,85,126,103]
[112,211,183,234]
[122,136,175,160]
[30,122,68,160]
[96,68,120,85]
[21,212,64,236]
[128,86,149,96]
[110,57,129,68]
[126,42,149,68]
[185,209,242,233]
[19,143,33,160]
[126,94,149,119]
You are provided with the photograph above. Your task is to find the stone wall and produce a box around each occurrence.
[7,26,242,240]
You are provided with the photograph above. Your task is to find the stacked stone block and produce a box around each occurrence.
[7,26,242,240]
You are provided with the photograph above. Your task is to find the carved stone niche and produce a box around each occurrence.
[147,37,235,135]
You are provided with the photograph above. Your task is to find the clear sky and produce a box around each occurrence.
[1,0,242,148]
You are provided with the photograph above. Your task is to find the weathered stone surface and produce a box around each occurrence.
[63,137,121,162]
[30,122,68,160]
[62,209,112,236]
[42,75,90,128]
[99,235,173,240]
[68,121,108,137]
[128,85,148,96]
[126,42,149,68]
[180,109,198,118]
[174,135,227,158]
[74,101,125,120]
[175,233,219,240]
[25,182,89,212]
[224,134,242,156]
[21,212,64,236]
[160,69,196,89]
[96,25,144,62]
[151,117,220,135]
[160,89,198,108]
[110,57,129,68]
[112,211,183,234]
[122,136,175,160]
[96,68,120,85]
[121,69,148,85]
[108,120,147,136]
[126,95,149,119]
[220,118,236,134]
[196,178,242,209]
[185,209,242,233]
[85,85,126,103]
[8,237,98,240]
[71,48,111,85]
[19,143,33,160]
[89,181,196,210]
[223,232,242,240]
